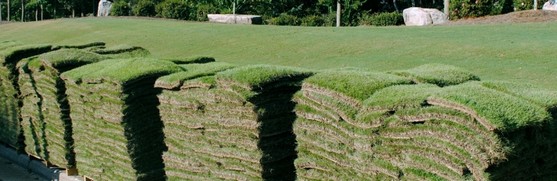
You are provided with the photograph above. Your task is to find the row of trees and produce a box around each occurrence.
[0,0,97,21]
[0,0,550,25]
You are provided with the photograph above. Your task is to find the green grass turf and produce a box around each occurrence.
[0,17,555,90]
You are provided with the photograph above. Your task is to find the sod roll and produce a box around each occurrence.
[62,58,182,180]
[294,64,557,180]
[93,44,150,58]
[157,65,311,180]
[0,44,53,150]
[16,49,107,170]
[293,70,413,180]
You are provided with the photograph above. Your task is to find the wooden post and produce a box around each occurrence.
[336,1,340,27]
[444,0,449,15]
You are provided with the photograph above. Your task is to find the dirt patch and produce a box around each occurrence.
[445,10,557,25]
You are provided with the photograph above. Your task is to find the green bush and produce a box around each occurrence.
[360,12,404,26]
[449,0,494,19]
[110,1,131,16]
[155,0,190,20]
[195,4,220,21]
[133,0,157,17]
[514,0,549,10]
[301,15,326,26]
[267,13,301,26]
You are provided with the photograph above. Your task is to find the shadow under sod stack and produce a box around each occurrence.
[155,64,312,180]
[61,58,182,180]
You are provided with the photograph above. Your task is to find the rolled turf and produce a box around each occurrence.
[0,43,53,150]
[157,64,312,180]
[16,48,108,170]
[294,64,557,180]
[61,58,182,180]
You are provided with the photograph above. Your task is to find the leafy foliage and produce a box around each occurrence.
[156,0,191,20]
[132,0,157,17]
[360,12,404,26]
[111,1,132,16]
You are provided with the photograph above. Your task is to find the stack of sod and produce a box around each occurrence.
[0,43,53,150]
[293,70,414,180]
[93,44,150,58]
[16,49,107,170]
[61,58,183,180]
[293,63,557,180]
[157,65,311,180]
[366,81,557,180]
[156,62,236,180]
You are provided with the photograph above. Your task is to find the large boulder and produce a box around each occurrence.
[207,14,263,25]
[97,0,112,17]
[403,7,448,26]
[543,1,557,11]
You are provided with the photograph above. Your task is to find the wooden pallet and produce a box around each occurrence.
[83,175,94,181]
[66,167,78,176]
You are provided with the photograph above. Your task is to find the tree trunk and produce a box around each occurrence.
[393,0,399,12]
[40,4,43,20]
[35,8,37,21]
[0,3,3,21]
[7,0,10,21]
[534,0,538,10]
[336,1,341,27]
[444,0,449,15]
[20,0,24,22]
[72,8,75,18]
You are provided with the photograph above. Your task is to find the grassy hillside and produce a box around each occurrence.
[0,17,555,89]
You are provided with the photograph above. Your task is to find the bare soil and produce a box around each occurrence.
[446,10,557,25]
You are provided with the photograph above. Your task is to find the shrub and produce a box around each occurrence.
[194,4,220,21]
[449,0,494,19]
[155,0,191,20]
[110,1,131,16]
[132,0,157,17]
[267,13,301,26]
[361,12,404,26]
[514,0,549,10]
[301,15,326,26]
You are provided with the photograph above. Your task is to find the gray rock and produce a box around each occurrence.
[207,14,263,25]
[543,1,557,11]
[403,7,448,26]
[97,0,112,17]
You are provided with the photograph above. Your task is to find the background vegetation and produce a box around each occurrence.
[0,0,551,26]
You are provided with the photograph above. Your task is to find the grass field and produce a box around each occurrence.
[0,17,555,90]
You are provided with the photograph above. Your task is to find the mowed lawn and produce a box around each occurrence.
[1,17,556,89]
